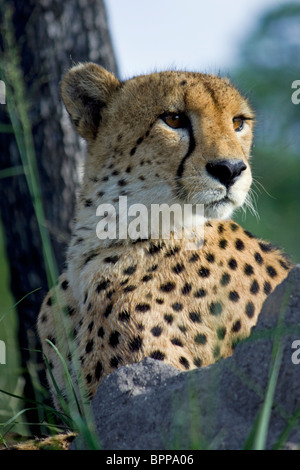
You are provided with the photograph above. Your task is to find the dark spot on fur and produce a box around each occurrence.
[129,336,143,351]
[235,239,245,251]
[189,312,201,323]
[182,283,192,295]
[259,242,274,253]
[254,252,263,265]
[171,302,183,312]
[244,263,254,276]
[218,223,225,234]
[151,326,163,337]
[219,239,228,249]
[110,356,120,368]
[172,263,185,274]
[171,338,183,347]
[150,350,165,361]
[232,320,241,332]
[278,259,290,271]
[194,288,207,298]
[244,229,255,238]
[209,302,223,316]
[85,339,94,354]
[189,253,199,263]
[123,285,136,293]
[142,274,153,282]
[160,282,176,292]
[96,279,111,293]
[147,242,164,255]
[86,374,92,384]
[217,327,226,340]
[193,358,202,367]
[61,280,69,290]
[264,281,272,295]
[95,361,103,381]
[165,246,180,257]
[220,272,231,286]
[195,333,207,345]
[104,255,119,264]
[84,199,93,207]
[206,253,215,263]
[65,306,75,316]
[198,267,210,278]
[135,303,151,312]
[164,314,174,324]
[266,265,277,278]
[229,291,240,302]
[104,303,113,317]
[245,301,255,318]
[118,310,130,321]
[228,258,237,270]
[98,327,104,338]
[179,356,190,369]
[123,266,137,275]
[109,331,120,348]
[250,280,260,295]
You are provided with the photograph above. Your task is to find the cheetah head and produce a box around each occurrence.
[62,63,254,223]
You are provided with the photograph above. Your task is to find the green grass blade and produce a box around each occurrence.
[1,407,38,435]
[272,405,300,450]
[0,388,69,424]
[0,287,41,323]
[45,339,82,417]
[0,165,25,179]
[251,346,283,450]
[0,123,14,133]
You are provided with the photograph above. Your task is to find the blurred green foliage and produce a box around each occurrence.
[233,3,300,262]
[0,219,28,435]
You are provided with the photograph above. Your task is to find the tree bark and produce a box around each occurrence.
[0,0,118,432]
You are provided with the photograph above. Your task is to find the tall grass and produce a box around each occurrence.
[0,6,100,449]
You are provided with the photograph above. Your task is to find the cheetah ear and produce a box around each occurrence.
[61,62,121,141]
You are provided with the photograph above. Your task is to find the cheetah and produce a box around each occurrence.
[37,63,293,408]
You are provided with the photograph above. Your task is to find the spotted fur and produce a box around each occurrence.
[37,63,293,407]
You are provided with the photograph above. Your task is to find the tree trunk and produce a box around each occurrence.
[0,0,118,432]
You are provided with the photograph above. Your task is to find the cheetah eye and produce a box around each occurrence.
[161,112,190,129]
[233,116,245,132]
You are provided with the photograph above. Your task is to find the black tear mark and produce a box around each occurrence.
[176,119,196,179]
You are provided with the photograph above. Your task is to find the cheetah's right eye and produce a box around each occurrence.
[161,112,190,130]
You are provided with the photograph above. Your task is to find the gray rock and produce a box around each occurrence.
[71,265,300,450]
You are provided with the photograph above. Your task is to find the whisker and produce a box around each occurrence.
[252,178,276,200]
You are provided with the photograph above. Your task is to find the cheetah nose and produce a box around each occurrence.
[206,160,247,188]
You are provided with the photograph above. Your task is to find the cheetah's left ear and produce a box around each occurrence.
[61,62,121,141]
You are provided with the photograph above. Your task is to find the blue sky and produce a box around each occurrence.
[105,0,293,79]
